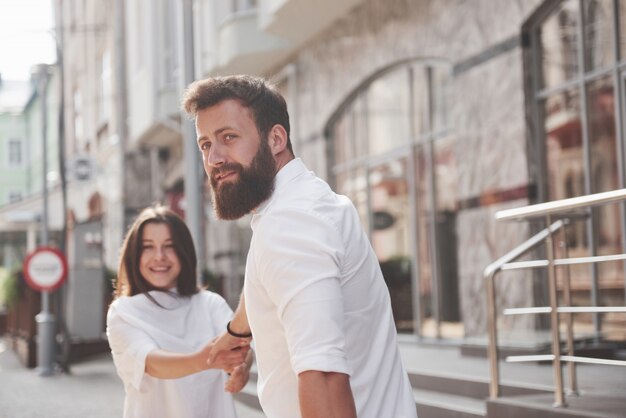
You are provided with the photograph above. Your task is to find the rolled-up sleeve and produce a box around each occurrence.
[106,304,158,391]
[253,209,351,376]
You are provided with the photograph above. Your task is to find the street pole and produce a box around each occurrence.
[115,0,128,234]
[178,0,205,283]
[35,63,55,376]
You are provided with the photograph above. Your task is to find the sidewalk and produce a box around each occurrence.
[0,338,265,418]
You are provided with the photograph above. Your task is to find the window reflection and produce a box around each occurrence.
[535,1,625,342]
[543,89,589,291]
[414,145,434,336]
[587,76,623,295]
[620,0,626,60]
[540,0,579,89]
[583,0,615,70]
[368,69,411,155]
[370,160,413,332]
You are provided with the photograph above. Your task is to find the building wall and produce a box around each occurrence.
[57,0,125,269]
[0,112,28,205]
[264,0,545,336]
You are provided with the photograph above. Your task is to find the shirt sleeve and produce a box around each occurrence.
[202,291,234,333]
[106,302,158,391]
[253,208,351,376]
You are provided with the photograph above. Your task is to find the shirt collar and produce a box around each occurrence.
[253,158,307,214]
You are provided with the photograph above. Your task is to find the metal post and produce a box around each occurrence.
[115,0,128,233]
[486,270,500,398]
[35,64,55,377]
[546,214,565,406]
[178,0,205,283]
[560,229,578,395]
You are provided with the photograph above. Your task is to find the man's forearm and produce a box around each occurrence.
[298,371,356,418]
[207,292,252,365]
[229,292,250,335]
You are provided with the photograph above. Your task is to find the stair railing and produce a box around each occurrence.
[485,188,626,407]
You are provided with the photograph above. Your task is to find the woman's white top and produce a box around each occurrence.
[106,290,238,418]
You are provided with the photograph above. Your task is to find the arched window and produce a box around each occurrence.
[326,60,460,338]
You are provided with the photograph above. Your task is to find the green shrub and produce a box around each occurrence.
[0,268,21,308]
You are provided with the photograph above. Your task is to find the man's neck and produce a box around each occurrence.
[274,152,295,173]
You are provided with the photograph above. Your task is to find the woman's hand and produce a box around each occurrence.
[224,362,250,393]
[203,339,250,373]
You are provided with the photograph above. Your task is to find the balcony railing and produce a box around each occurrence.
[485,188,626,406]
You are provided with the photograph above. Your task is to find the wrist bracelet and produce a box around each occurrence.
[226,320,252,338]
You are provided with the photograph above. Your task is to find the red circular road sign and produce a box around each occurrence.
[23,247,68,292]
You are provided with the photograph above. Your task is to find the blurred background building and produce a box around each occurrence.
[1,1,625,414]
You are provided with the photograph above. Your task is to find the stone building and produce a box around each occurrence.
[188,0,626,345]
[51,0,626,349]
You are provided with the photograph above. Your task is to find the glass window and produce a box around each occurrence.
[588,76,618,194]
[530,0,625,342]
[539,0,580,89]
[543,88,584,200]
[368,68,411,155]
[619,0,626,60]
[370,159,413,332]
[162,0,178,86]
[8,139,22,165]
[8,191,22,203]
[412,66,430,136]
[583,0,615,70]
[414,144,434,336]
[332,108,353,165]
[99,50,111,125]
[353,95,368,159]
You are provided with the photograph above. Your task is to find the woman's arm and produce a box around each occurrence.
[145,340,248,379]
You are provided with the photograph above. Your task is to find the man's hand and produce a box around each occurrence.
[204,338,250,372]
[207,330,252,366]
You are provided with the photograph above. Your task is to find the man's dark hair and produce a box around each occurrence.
[182,74,293,154]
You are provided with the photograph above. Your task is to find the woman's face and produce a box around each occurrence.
[139,223,181,290]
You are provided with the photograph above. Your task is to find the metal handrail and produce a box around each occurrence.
[501,253,626,270]
[495,188,626,221]
[484,219,565,399]
[486,189,626,407]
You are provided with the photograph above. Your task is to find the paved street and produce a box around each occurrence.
[0,338,265,418]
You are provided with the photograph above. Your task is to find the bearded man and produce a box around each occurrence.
[182,75,417,418]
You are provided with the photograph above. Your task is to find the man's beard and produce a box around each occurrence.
[209,139,276,220]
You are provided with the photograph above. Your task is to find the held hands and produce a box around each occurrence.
[207,329,252,368]
[203,338,250,373]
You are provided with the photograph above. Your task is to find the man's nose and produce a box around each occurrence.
[207,143,226,167]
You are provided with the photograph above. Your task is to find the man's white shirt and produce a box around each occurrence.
[245,158,417,418]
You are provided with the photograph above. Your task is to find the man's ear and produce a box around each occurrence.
[268,124,288,155]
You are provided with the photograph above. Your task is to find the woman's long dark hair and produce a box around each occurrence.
[114,205,199,298]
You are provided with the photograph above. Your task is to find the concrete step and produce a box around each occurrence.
[487,393,626,418]
[414,388,486,418]
[408,370,552,400]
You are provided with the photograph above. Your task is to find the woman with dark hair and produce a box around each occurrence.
[106,205,251,418]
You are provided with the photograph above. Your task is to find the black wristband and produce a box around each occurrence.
[226,320,252,338]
